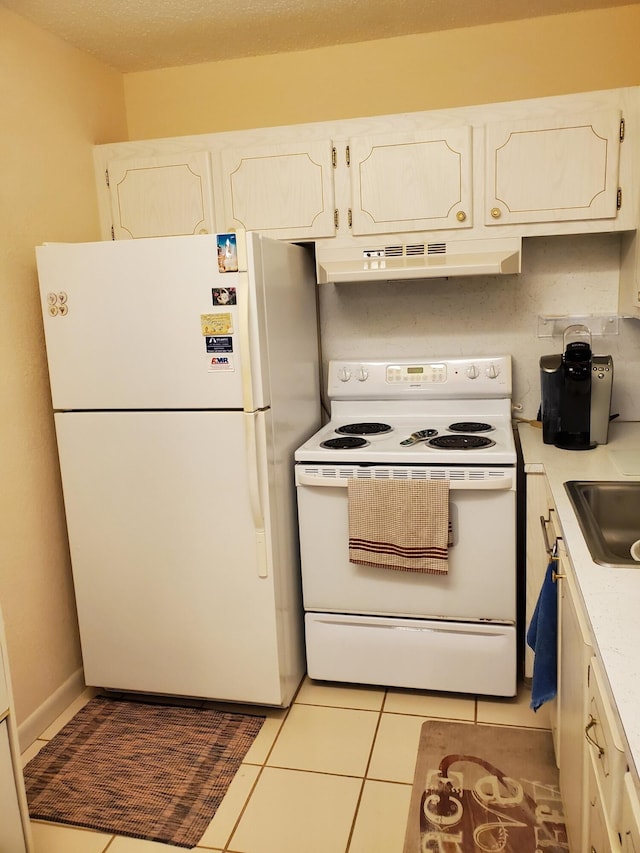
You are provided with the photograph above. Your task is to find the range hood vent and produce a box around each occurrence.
[316,237,522,283]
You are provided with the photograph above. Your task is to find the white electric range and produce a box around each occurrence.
[294,356,518,697]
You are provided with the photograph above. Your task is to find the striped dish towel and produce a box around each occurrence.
[347,478,452,574]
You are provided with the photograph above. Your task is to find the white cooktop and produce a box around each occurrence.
[295,400,516,465]
[296,357,516,466]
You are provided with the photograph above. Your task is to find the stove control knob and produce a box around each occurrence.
[355,367,369,382]
[337,367,352,382]
[466,364,480,380]
[485,363,500,379]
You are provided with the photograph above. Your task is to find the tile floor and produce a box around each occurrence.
[21,678,552,853]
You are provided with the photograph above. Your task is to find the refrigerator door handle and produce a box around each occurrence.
[238,270,255,413]
[244,411,268,579]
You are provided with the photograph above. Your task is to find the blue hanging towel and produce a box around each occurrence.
[526,560,558,711]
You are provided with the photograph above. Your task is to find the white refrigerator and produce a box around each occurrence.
[36,232,320,706]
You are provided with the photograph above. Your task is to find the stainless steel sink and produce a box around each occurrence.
[565,481,640,567]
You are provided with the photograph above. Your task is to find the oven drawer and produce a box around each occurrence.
[305,613,517,697]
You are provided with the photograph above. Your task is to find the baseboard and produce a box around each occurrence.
[17,667,86,752]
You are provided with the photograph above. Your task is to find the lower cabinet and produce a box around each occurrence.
[585,656,627,853]
[587,658,626,829]
[524,470,554,680]
[557,559,593,852]
[620,773,640,852]
[587,751,621,853]
[552,541,638,853]
[524,465,640,853]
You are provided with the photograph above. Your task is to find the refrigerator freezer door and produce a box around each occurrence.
[37,236,246,410]
[53,409,300,705]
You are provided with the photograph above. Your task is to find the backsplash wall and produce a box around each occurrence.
[318,233,640,424]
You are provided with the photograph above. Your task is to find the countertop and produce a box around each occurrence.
[518,420,640,782]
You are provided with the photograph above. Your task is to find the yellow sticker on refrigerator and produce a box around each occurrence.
[201,313,233,335]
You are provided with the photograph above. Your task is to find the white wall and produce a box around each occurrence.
[319,233,640,424]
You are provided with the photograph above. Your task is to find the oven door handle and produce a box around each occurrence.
[295,472,514,490]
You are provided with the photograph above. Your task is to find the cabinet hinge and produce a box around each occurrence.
[105,168,110,188]
[111,225,115,240]
[617,187,622,210]
[345,145,351,167]
[332,147,337,168]
[620,118,625,142]
[334,209,339,229]
[348,208,353,229]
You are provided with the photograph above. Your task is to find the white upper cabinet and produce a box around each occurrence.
[485,109,623,226]
[347,127,473,236]
[93,88,636,244]
[105,151,216,239]
[216,140,336,239]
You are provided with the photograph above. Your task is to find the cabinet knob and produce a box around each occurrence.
[456,210,467,222]
[490,207,502,219]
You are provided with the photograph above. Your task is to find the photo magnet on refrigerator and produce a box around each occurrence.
[216,234,238,272]
[212,287,236,305]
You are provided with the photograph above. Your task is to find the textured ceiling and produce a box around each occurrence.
[1,0,636,72]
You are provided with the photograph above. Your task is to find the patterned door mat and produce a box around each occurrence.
[404,720,568,852]
[23,695,264,848]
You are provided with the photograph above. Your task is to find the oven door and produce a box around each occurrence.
[294,464,516,622]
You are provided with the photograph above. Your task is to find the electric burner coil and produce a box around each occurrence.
[320,436,370,450]
[335,422,392,436]
[428,435,496,450]
[448,422,494,433]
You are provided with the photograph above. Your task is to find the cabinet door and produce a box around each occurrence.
[485,109,622,226]
[621,773,640,853]
[349,127,473,236]
[620,231,640,318]
[218,140,336,239]
[526,474,561,754]
[587,656,626,832]
[587,751,622,853]
[525,473,556,680]
[106,151,216,239]
[557,562,593,853]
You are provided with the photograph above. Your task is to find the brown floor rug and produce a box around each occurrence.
[404,720,567,853]
[23,694,265,849]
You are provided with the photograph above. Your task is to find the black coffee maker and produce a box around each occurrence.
[540,325,613,450]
